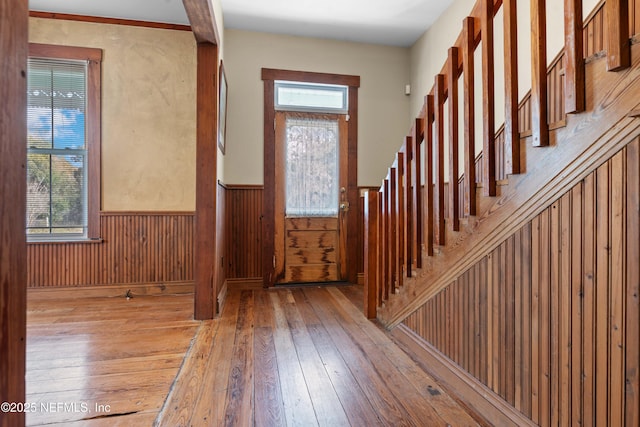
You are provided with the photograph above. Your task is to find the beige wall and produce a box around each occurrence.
[222,29,410,186]
[29,18,197,211]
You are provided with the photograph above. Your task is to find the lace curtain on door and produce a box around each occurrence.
[285,116,339,217]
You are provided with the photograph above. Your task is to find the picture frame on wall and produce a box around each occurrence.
[218,61,228,154]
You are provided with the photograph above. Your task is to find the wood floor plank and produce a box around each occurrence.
[154,321,219,427]
[189,289,242,426]
[292,288,382,426]
[26,293,198,427]
[253,290,287,427]
[280,289,352,426]
[326,287,481,426]
[269,291,319,426]
[306,287,434,426]
[223,290,255,426]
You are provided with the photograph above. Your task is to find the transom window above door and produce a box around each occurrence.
[274,81,348,113]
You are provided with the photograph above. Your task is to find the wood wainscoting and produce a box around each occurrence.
[400,137,640,426]
[224,184,263,280]
[224,184,371,283]
[27,211,194,287]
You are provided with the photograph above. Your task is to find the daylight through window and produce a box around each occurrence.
[27,58,88,238]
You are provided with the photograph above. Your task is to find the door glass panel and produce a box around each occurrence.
[275,82,347,113]
[285,116,339,217]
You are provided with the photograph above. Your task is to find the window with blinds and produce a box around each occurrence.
[27,58,88,238]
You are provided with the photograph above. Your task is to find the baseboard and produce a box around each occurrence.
[391,324,536,427]
[225,277,264,290]
[27,281,194,300]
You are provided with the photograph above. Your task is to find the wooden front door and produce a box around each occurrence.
[274,111,348,284]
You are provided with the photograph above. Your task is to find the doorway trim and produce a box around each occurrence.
[261,68,360,287]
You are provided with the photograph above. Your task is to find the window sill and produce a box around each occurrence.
[27,238,104,245]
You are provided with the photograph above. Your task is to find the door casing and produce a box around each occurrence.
[261,68,360,287]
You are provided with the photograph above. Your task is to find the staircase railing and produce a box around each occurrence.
[364,0,632,321]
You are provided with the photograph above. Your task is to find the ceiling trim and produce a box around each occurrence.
[29,11,191,31]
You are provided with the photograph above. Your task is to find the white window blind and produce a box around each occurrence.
[26,58,88,238]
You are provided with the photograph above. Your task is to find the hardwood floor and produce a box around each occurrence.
[26,292,199,426]
[26,284,481,426]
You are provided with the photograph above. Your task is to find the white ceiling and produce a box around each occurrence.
[28,0,454,47]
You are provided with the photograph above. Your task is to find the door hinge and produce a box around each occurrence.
[273,255,276,268]
[274,118,276,131]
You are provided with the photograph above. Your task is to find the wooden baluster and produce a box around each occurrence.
[481,0,497,195]
[434,74,446,245]
[383,177,391,301]
[531,0,549,147]
[364,190,378,319]
[396,152,405,287]
[463,17,477,217]
[404,134,414,277]
[377,186,385,305]
[448,47,460,232]
[389,167,397,294]
[565,0,585,113]
[503,0,520,174]
[605,0,630,71]
[425,95,435,256]
[413,117,425,265]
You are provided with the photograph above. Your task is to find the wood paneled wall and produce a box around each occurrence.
[217,182,227,296]
[403,137,640,425]
[27,212,194,287]
[223,185,370,281]
[224,185,263,279]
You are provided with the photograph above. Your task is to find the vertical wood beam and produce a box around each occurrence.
[377,189,385,304]
[262,79,275,287]
[531,0,549,147]
[364,190,378,319]
[481,0,497,196]
[0,1,28,425]
[404,135,414,276]
[413,118,425,265]
[564,0,585,113]
[194,43,218,320]
[463,17,477,217]
[403,134,417,277]
[448,47,460,232]
[383,178,390,301]
[434,75,446,245]
[396,152,405,288]
[347,87,359,284]
[503,0,520,175]
[425,95,435,256]
[389,167,398,293]
[605,0,631,71]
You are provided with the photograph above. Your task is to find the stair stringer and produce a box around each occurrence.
[379,42,640,329]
